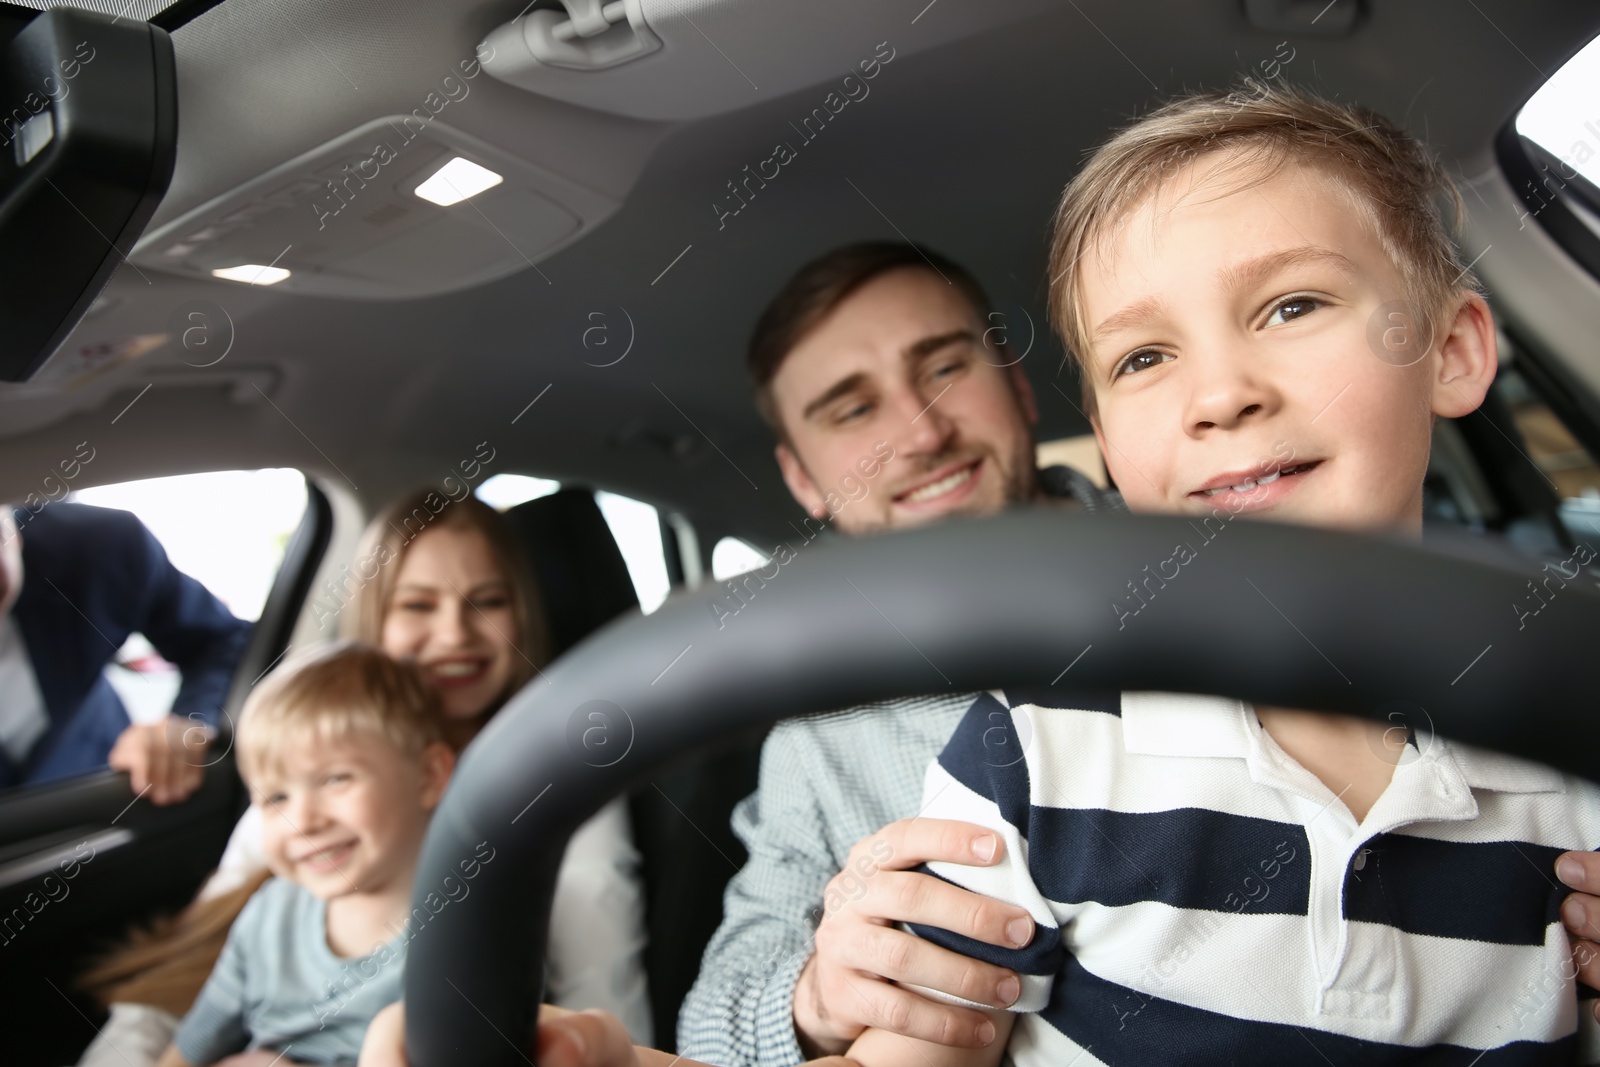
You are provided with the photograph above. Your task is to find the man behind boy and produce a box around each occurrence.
[844,83,1600,1067]
[680,242,1121,1065]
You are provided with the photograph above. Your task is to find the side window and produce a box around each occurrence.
[711,537,771,581]
[0,469,306,793]
[69,470,308,729]
[1505,32,1600,308]
[595,491,670,614]
[1512,31,1600,232]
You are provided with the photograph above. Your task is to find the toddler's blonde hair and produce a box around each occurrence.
[237,640,444,784]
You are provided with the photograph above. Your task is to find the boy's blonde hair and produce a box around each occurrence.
[237,641,444,782]
[1048,81,1477,390]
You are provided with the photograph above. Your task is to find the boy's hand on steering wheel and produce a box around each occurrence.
[794,817,1032,1056]
[1556,851,1600,1017]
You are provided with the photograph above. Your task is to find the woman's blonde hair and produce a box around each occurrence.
[1048,81,1477,392]
[342,488,548,701]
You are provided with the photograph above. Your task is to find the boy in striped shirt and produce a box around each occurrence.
[847,83,1600,1066]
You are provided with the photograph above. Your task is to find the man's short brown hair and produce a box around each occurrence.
[1048,81,1477,386]
[748,242,992,438]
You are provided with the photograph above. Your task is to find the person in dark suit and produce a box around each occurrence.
[0,502,251,803]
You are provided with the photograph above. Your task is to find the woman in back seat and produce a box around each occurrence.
[76,489,652,1066]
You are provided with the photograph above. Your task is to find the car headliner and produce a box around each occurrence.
[3,0,1599,546]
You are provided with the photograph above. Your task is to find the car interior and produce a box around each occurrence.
[3,0,1600,1063]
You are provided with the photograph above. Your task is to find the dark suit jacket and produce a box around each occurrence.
[4,503,252,789]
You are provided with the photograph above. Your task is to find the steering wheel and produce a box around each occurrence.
[401,511,1600,1066]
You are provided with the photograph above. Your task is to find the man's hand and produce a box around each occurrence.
[360,1000,760,1067]
[793,818,1034,1057]
[107,716,209,805]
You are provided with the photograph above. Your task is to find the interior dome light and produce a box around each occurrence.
[211,264,290,285]
[414,157,504,206]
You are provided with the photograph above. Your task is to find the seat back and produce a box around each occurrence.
[503,489,641,658]
[502,489,766,1049]
[629,730,766,1050]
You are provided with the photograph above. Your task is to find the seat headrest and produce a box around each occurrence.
[501,489,641,660]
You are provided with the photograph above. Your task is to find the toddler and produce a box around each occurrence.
[156,642,453,1066]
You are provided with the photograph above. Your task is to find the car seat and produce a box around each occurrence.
[502,489,765,1050]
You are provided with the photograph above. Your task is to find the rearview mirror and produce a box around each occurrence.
[0,6,176,381]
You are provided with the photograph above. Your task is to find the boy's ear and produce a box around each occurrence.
[1431,292,1498,419]
[776,442,831,521]
[418,741,456,811]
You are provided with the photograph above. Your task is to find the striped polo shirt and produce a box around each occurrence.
[909,689,1600,1065]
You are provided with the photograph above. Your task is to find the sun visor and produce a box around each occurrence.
[478,0,1059,121]
[0,7,177,381]
[129,118,619,299]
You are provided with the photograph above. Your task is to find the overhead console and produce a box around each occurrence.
[129,117,619,300]
[118,0,1060,303]
[477,0,1059,121]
